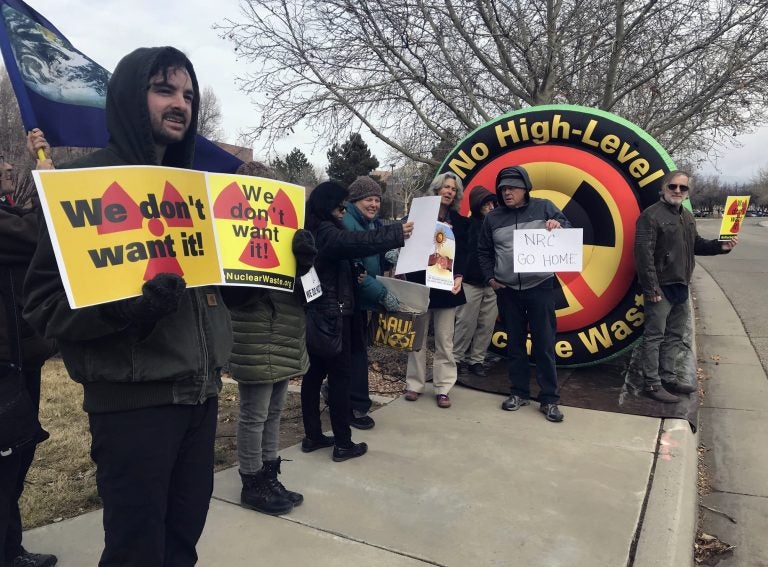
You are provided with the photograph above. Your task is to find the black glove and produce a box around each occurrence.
[292,229,317,276]
[106,273,187,325]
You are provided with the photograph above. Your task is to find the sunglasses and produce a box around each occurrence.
[666,184,689,193]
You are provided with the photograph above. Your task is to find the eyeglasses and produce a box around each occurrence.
[666,184,689,193]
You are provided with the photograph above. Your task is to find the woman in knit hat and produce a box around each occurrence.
[341,176,401,430]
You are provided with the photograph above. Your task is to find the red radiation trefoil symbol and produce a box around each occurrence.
[213,181,298,269]
[97,181,192,280]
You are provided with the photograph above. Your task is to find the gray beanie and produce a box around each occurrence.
[348,176,382,202]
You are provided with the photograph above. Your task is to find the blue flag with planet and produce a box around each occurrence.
[0,0,242,173]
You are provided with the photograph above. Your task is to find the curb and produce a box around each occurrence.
[633,418,698,567]
[633,293,699,566]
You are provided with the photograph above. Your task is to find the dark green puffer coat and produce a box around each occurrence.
[228,289,309,384]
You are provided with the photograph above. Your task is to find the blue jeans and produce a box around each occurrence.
[497,282,559,404]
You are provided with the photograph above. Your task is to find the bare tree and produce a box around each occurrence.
[751,168,768,210]
[383,160,432,218]
[0,69,28,166]
[218,0,768,165]
[198,85,225,141]
[0,68,39,205]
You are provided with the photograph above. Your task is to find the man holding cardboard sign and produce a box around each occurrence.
[478,165,570,423]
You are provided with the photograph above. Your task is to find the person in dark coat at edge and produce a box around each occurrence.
[23,47,235,567]
[403,172,469,409]
[227,160,317,516]
[340,175,401,431]
[477,165,570,423]
[1,132,57,567]
[633,170,737,403]
[301,181,413,462]
[453,185,498,378]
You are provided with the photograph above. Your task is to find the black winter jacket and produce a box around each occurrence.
[462,187,496,287]
[23,47,233,413]
[0,203,56,367]
[306,214,405,317]
[634,199,726,297]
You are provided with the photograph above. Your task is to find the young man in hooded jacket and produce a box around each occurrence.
[477,166,569,423]
[23,47,233,566]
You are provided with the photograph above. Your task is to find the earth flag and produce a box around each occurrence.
[0,0,243,173]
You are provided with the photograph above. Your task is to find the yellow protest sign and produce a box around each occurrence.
[208,173,305,291]
[33,166,221,308]
[718,195,750,241]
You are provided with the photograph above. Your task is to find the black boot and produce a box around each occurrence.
[239,469,293,515]
[262,457,304,506]
[643,384,681,403]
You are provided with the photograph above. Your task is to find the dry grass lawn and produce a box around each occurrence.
[20,358,98,529]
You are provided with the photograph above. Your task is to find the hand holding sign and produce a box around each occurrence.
[104,273,186,325]
[292,229,317,276]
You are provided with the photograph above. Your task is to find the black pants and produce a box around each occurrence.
[88,397,218,567]
[349,345,372,417]
[497,283,559,404]
[301,317,353,446]
[0,368,41,562]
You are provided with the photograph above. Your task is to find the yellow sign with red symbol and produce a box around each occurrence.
[33,167,305,309]
[208,173,305,291]
[718,195,750,241]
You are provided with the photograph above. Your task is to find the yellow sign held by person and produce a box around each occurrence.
[208,173,305,292]
[34,167,307,308]
[719,195,750,241]
[34,166,221,309]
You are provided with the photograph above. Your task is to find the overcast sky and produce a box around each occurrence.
[24,1,768,181]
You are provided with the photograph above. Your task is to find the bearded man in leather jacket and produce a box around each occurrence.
[633,170,737,403]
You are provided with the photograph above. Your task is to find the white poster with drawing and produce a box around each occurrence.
[424,221,455,290]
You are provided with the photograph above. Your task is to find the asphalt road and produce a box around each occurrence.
[695,216,768,566]
[695,217,768,374]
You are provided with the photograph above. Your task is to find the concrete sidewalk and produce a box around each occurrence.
[22,382,698,566]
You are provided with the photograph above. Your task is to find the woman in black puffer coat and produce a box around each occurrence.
[301,181,413,462]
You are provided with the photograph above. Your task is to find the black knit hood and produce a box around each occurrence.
[105,46,199,167]
[306,181,349,230]
[468,186,497,217]
[495,165,533,208]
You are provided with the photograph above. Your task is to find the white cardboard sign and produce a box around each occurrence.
[512,228,583,273]
[394,195,441,275]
